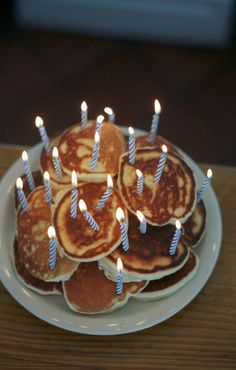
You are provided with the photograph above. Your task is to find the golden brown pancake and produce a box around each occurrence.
[99,213,189,282]
[57,120,126,182]
[17,186,78,281]
[118,147,196,226]
[13,238,62,295]
[53,183,128,262]
[136,134,178,154]
[63,262,147,314]
[15,171,43,209]
[182,200,206,248]
[134,249,199,301]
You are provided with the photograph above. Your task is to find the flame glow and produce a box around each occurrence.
[47,226,56,239]
[22,150,28,162]
[107,174,113,189]
[207,169,213,178]
[116,207,125,222]
[128,126,134,135]
[81,101,87,111]
[16,177,23,190]
[136,210,145,223]
[136,169,143,178]
[104,107,113,115]
[117,258,123,273]
[94,131,100,144]
[35,116,43,127]
[52,147,59,159]
[175,220,181,230]
[43,171,50,181]
[154,99,161,114]
[97,115,104,124]
[79,199,87,212]
[162,144,168,154]
[71,170,77,187]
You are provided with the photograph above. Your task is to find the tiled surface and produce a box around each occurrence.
[0,30,235,165]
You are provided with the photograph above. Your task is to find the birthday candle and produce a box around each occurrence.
[104,107,115,123]
[43,171,53,204]
[22,150,35,191]
[136,210,147,234]
[169,220,182,256]
[96,115,104,135]
[90,131,100,171]
[35,116,50,152]
[79,199,100,232]
[148,99,161,144]
[52,147,62,178]
[128,126,136,165]
[48,226,56,270]
[70,170,78,218]
[154,145,168,183]
[96,174,113,210]
[197,169,213,203]
[116,258,124,295]
[136,169,144,195]
[16,177,28,212]
[116,207,129,251]
[81,101,88,129]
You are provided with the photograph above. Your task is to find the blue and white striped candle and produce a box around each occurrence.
[90,131,100,171]
[136,169,144,195]
[104,107,115,123]
[35,116,50,152]
[116,208,129,251]
[79,199,100,232]
[116,258,124,295]
[52,147,62,178]
[128,126,136,165]
[154,145,168,183]
[16,177,28,212]
[48,226,56,270]
[22,150,35,191]
[197,169,213,203]
[148,99,161,144]
[43,171,53,204]
[81,101,88,129]
[96,115,104,135]
[169,220,182,256]
[136,210,147,234]
[96,174,113,210]
[70,170,78,218]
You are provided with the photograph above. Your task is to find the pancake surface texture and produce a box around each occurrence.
[136,134,178,154]
[118,147,196,226]
[63,262,147,314]
[134,249,199,301]
[182,200,206,248]
[17,186,78,281]
[99,213,189,282]
[53,183,128,262]
[57,121,126,182]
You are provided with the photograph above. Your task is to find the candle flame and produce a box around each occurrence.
[52,146,59,159]
[128,126,134,135]
[207,169,213,178]
[79,199,87,213]
[35,116,44,127]
[162,144,168,154]
[16,177,23,190]
[94,131,100,144]
[175,220,181,230]
[22,150,28,162]
[71,170,77,187]
[104,107,113,115]
[116,207,125,222]
[81,101,87,111]
[97,115,104,124]
[136,169,143,178]
[43,171,50,182]
[47,226,56,239]
[107,174,113,189]
[117,258,123,273]
[136,210,145,223]
[154,99,161,114]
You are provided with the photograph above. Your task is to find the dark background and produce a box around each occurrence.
[1,1,236,166]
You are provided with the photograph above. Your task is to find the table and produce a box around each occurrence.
[0,145,235,370]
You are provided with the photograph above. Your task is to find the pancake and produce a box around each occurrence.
[99,213,189,282]
[57,120,126,182]
[17,186,78,282]
[40,135,71,191]
[15,171,43,209]
[118,147,196,226]
[182,200,206,248]
[63,262,147,314]
[53,183,128,262]
[13,238,62,295]
[134,249,199,301]
[136,134,178,154]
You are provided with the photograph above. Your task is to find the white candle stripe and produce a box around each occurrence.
[169,229,181,256]
[70,188,78,218]
[154,153,167,183]
[116,272,123,295]
[81,110,87,129]
[52,157,62,178]
[90,140,100,170]
[44,179,53,204]
[120,221,129,251]
[84,211,100,231]
[49,238,56,270]
[129,132,136,165]
[96,188,112,210]
[136,172,144,195]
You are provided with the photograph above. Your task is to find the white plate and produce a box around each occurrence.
[0,128,222,335]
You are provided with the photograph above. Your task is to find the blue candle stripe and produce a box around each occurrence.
[90,142,100,170]
[44,179,53,204]
[84,211,100,231]
[148,114,160,144]
[120,221,129,251]
[116,271,123,295]
[129,133,136,165]
[154,153,167,183]
[52,157,62,178]
[96,121,102,135]
[139,220,147,234]
[197,177,211,203]
[169,228,181,256]
[17,189,28,212]
[70,188,78,218]
[137,173,144,195]
[23,160,35,191]
[49,238,56,270]
[96,188,112,210]
[81,110,87,129]
[38,125,50,152]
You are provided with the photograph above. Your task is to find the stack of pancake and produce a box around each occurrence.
[13,118,206,314]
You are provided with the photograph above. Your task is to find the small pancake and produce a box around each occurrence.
[17,186,78,282]
[57,120,126,182]
[63,262,147,314]
[53,183,128,262]
[118,147,196,226]
[15,171,43,209]
[99,213,189,282]
[182,200,206,248]
[134,249,199,301]
[136,134,178,154]
[13,238,62,295]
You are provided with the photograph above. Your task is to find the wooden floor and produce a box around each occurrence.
[0,30,236,165]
